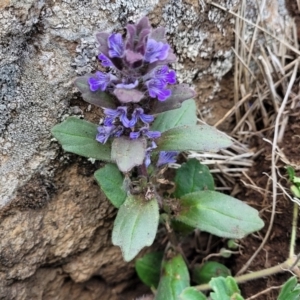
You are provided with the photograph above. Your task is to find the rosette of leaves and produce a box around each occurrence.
[51,17,263,262]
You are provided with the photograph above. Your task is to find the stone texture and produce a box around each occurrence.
[0,0,258,298]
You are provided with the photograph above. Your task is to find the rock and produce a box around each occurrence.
[0,0,242,298]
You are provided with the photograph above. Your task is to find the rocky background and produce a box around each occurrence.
[0,0,288,299]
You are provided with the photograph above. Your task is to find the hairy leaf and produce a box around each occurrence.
[74,75,116,108]
[156,125,232,152]
[278,277,300,300]
[135,252,163,288]
[155,254,190,300]
[192,262,231,284]
[151,84,196,114]
[175,191,264,239]
[51,117,111,161]
[94,164,126,208]
[179,287,207,300]
[112,194,159,261]
[209,276,244,300]
[151,99,197,132]
[111,137,146,172]
[174,158,214,198]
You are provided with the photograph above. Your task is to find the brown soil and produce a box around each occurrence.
[226,113,300,299]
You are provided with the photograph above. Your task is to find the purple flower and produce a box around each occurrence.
[144,39,169,63]
[150,65,176,85]
[129,131,140,139]
[88,71,114,91]
[145,79,171,101]
[96,125,116,144]
[113,125,124,137]
[144,130,161,139]
[104,107,139,128]
[145,141,157,167]
[133,108,154,124]
[98,53,113,67]
[108,33,124,58]
[118,107,136,128]
[157,151,178,167]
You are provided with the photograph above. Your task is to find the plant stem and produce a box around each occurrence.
[195,257,297,291]
[289,201,299,258]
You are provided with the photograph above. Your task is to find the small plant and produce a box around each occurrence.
[51,17,265,298]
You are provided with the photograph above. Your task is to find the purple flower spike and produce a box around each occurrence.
[88,71,112,91]
[146,79,171,101]
[108,33,124,58]
[144,39,169,63]
[152,65,176,84]
[96,125,116,144]
[157,151,179,167]
[98,53,113,67]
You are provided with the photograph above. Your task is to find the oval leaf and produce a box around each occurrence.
[74,75,116,108]
[151,84,196,114]
[112,194,159,261]
[155,253,190,300]
[156,125,232,152]
[179,287,207,300]
[151,99,197,132]
[175,191,264,239]
[192,262,231,284]
[51,117,111,161]
[174,158,214,198]
[135,252,164,288]
[111,137,146,172]
[94,164,126,208]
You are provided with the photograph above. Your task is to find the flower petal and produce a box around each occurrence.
[144,39,170,63]
[108,33,124,58]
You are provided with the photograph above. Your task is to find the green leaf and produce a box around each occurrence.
[112,194,159,261]
[287,166,296,182]
[209,276,244,300]
[111,137,146,172]
[155,253,190,300]
[94,164,126,208]
[171,219,195,236]
[174,158,214,198]
[192,262,231,284]
[179,287,207,300]
[151,99,197,132]
[51,117,111,161]
[135,252,163,288]
[74,75,116,108]
[175,191,264,239]
[278,277,300,300]
[156,125,232,152]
